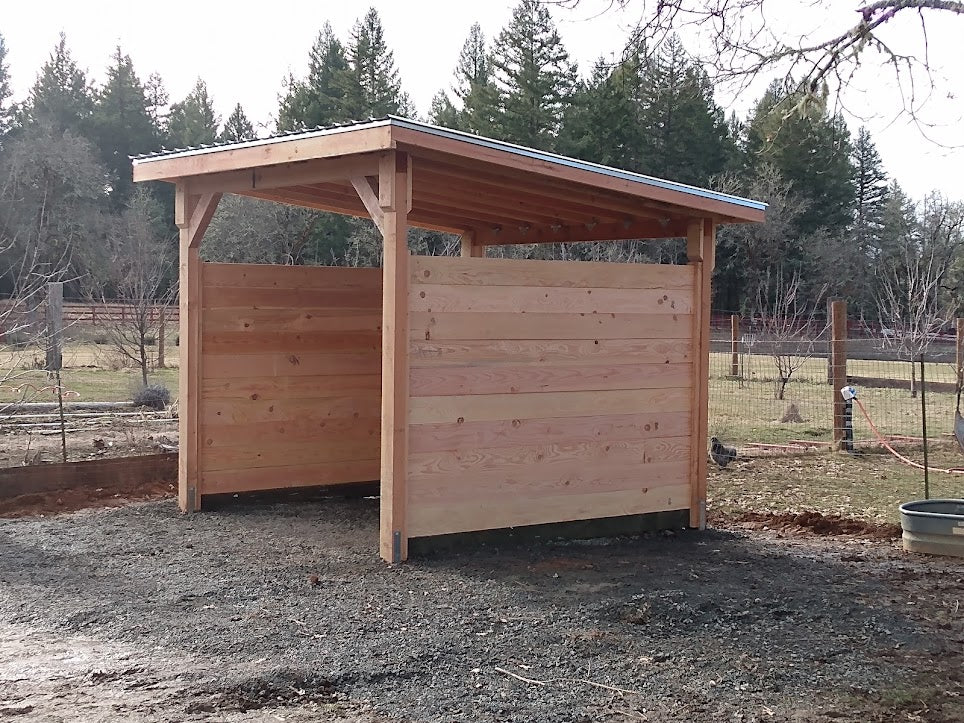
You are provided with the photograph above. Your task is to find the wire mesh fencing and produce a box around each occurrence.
[707,314,963,456]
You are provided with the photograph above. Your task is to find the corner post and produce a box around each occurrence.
[378,152,411,562]
[830,300,848,450]
[174,186,220,513]
[687,218,714,530]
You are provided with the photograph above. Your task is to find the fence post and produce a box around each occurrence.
[956,318,964,393]
[730,314,740,377]
[830,300,848,449]
[157,306,166,369]
[45,282,63,373]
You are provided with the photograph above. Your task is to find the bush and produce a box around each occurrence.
[133,383,171,410]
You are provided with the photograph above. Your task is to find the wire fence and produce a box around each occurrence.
[708,314,962,455]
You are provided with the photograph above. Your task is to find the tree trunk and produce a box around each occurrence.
[910,361,917,398]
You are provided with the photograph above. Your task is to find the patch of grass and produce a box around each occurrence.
[0,367,179,404]
[708,445,964,524]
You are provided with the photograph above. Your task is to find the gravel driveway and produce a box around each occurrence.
[0,493,961,722]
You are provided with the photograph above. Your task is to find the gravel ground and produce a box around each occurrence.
[1,493,961,722]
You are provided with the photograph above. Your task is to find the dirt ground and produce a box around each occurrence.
[0,419,177,467]
[1,489,961,722]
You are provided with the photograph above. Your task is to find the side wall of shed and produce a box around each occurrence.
[405,256,696,538]
[197,263,382,498]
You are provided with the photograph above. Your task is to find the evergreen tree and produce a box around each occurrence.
[166,78,219,147]
[20,33,94,134]
[746,81,856,237]
[278,22,352,131]
[144,72,169,129]
[221,103,256,142]
[852,126,889,249]
[0,33,12,139]
[635,37,735,185]
[489,0,577,150]
[429,91,459,128]
[346,8,404,118]
[90,48,159,207]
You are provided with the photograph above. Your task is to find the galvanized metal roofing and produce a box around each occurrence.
[132,116,766,214]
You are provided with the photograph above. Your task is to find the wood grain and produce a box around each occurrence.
[410,338,691,367]
[202,414,380,448]
[410,311,690,341]
[203,286,381,310]
[408,411,691,454]
[202,351,381,378]
[409,362,692,396]
[408,388,690,425]
[407,484,691,537]
[203,308,381,334]
[203,262,380,290]
[202,373,381,400]
[201,459,380,495]
[201,330,380,355]
[411,255,694,290]
[201,394,380,426]
[411,283,692,314]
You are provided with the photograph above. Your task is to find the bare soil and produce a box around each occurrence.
[0,419,177,467]
[1,489,961,722]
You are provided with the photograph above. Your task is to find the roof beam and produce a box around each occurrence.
[133,125,394,182]
[475,218,691,245]
[182,153,382,196]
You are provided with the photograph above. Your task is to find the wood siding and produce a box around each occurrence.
[406,256,696,537]
[198,263,381,496]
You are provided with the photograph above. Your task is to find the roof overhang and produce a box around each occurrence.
[133,117,765,243]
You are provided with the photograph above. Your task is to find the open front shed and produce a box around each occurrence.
[132,117,765,562]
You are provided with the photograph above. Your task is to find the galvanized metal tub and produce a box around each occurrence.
[899,499,964,558]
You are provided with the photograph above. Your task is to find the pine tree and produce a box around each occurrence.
[166,78,220,147]
[852,127,888,249]
[431,23,497,133]
[346,8,403,118]
[144,72,169,129]
[635,37,735,186]
[90,48,159,207]
[278,23,352,131]
[746,81,856,237]
[20,33,94,134]
[0,33,12,139]
[221,103,256,142]
[489,0,577,150]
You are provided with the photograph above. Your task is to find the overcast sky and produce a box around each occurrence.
[3,1,962,202]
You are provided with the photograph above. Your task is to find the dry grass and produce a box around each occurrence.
[708,444,964,524]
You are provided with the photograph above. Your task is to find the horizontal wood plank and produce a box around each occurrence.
[409,438,689,492]
[407,484,691,537]
[410,338,691,367]
[202,373,381,400]
[203,308,382,334]
[409,362,691,396]
[202,330,380,355]
[411,311,690,341]
[411,256,694,290]
[201,460,380,494]
[203,286,382,310]
[201,414,380,448]
[408,388,690,425]
[202,394,380,426]
[203,263,381,290]
[408,411,691,454]
[203,351,381,378]
[202,436,379,472]
[411,283,692,314]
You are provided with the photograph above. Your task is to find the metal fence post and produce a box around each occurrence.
[831,300,848,449]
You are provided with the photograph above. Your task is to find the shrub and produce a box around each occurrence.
[133,383,171,410]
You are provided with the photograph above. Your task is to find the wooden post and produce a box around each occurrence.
[174,188,221,513]
[378,151,411,563]
[157,306,166,369]
[729,314,740,378]
[460,231,484,258]
[956,318,964,392]
[45,282,63,373]
[830,300,848,449]
[686,218,713,530]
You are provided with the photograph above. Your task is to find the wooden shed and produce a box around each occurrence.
[132,116,765,562]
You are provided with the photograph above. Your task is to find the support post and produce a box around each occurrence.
[830,299,848,450]
[377,152,410,562]
[460,231,484,258]
[45,282,63,374]
[174,187,221,513]
[157,306,166,369]
[956,318,964,393]
[687,218,713,530]
[729,314,740,378]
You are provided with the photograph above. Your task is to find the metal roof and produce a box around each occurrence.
[132,116,766,213]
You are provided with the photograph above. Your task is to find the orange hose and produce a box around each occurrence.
[853,397,964,475]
